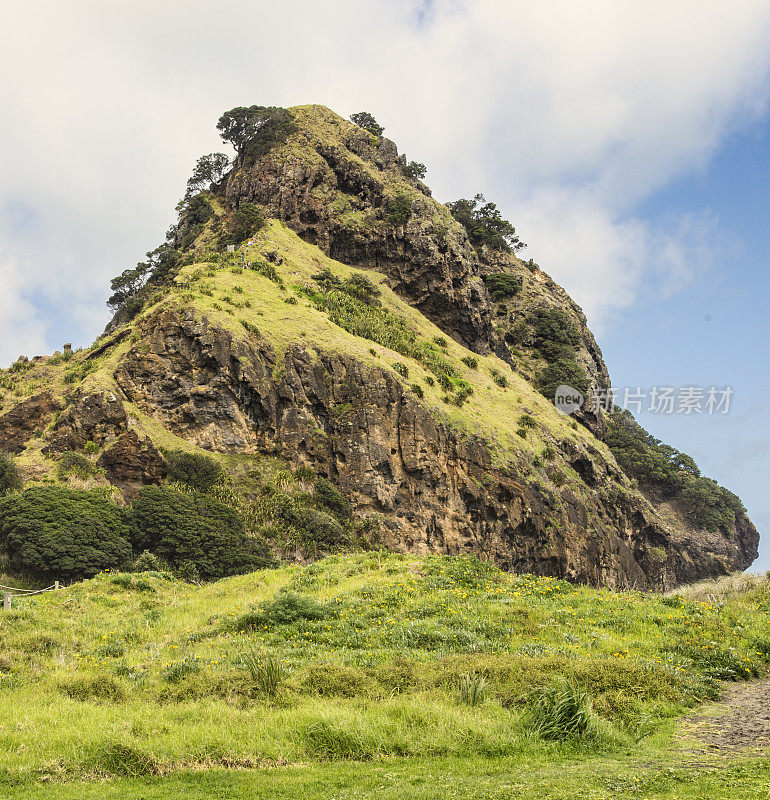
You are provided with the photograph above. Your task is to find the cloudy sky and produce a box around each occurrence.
[1,0,768,568]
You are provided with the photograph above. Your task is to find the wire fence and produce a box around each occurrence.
[0,582,62,609]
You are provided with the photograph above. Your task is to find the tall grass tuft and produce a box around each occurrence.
[237,649,284,696]
[458,673,488,706]
[526,679,593,740]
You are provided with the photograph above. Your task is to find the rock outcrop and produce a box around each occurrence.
[97,430,166,491]
[112,308,756,590]
[0,393,60,454]
[45,391,128,453]
[1,103,758,590]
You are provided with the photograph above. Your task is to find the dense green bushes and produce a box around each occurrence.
[606,409,745,531]
[217,105,297,159]
[349,111,384,137]
[0,486,132,580]
[227,202,265,245]
[530,307,580,361]
[536,357,589,399]
[484,273,521,300]
[386,193,412,226]
[517,307,589,400]
[129,486,264,580]
[304,269,463,392]
[0,452,22,497]
[0,444,360,583]
[164,450,224,493]
[56,451,101,481]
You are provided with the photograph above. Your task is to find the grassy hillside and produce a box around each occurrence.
[0,218,637,503]
[0,552,768,796]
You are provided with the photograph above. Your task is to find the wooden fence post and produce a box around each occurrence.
[3,593,11,611]
[55,581,60,591]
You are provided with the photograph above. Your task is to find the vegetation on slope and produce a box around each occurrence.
[0,553,766,787]
[606,409,746,531]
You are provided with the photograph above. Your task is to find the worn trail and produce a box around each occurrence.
[682,678,770,757]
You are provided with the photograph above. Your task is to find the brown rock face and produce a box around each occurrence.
[221,115,497,356]
[218,107,611,431]
[45,391,128,453]
[0,393,60,454]
[98,430,166,490]
[113,309,757,590]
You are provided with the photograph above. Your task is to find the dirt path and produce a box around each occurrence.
[681,678,770,757]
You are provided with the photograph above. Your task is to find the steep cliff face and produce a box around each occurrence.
[0,104,759,588]
[104,306,752,590]
[217,106,610,429]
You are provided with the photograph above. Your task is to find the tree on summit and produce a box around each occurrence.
[350,111,384,137]
[216,106,297,158]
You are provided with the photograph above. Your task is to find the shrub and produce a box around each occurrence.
[343,273,380,305]
[484,273,521,300]
[293,507,346,546]
[605,409,742,531]
[129,486,260,580]
[461,356,478,369]
[526,680,594,740]
[404,161,427,180]
[133,550,162,572]
[518,413,537,429]
[313,478,351,519]
[0,452,22,497]
[392,362,409,378]
[448,194,525,252]
[0,486,131,580]
[308,280,458,385]
[228,202,264,245]
[163,450,224,494]
[217,105,297,159]
[432,336,448,348]
[506,321,529,346]
[230,591,331,632]
[490,369,509,388]
[530,307,580,361]
[410,383,424,399]
[386,193,412,227]
[551,469,567,487]
[57,451,99,481]
[536,357,588,399]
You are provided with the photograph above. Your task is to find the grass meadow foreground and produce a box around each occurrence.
[0,553,768,798]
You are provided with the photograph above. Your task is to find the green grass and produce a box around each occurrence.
[4,754,770,799]
[0,553,767,789]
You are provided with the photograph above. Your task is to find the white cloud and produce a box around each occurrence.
[1,0,770,364]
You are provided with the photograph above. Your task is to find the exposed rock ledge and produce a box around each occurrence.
[107,308,756,590]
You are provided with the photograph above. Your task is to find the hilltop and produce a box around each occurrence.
[0,104,758,590]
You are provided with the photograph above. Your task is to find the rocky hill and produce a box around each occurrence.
[0,105,758,590]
